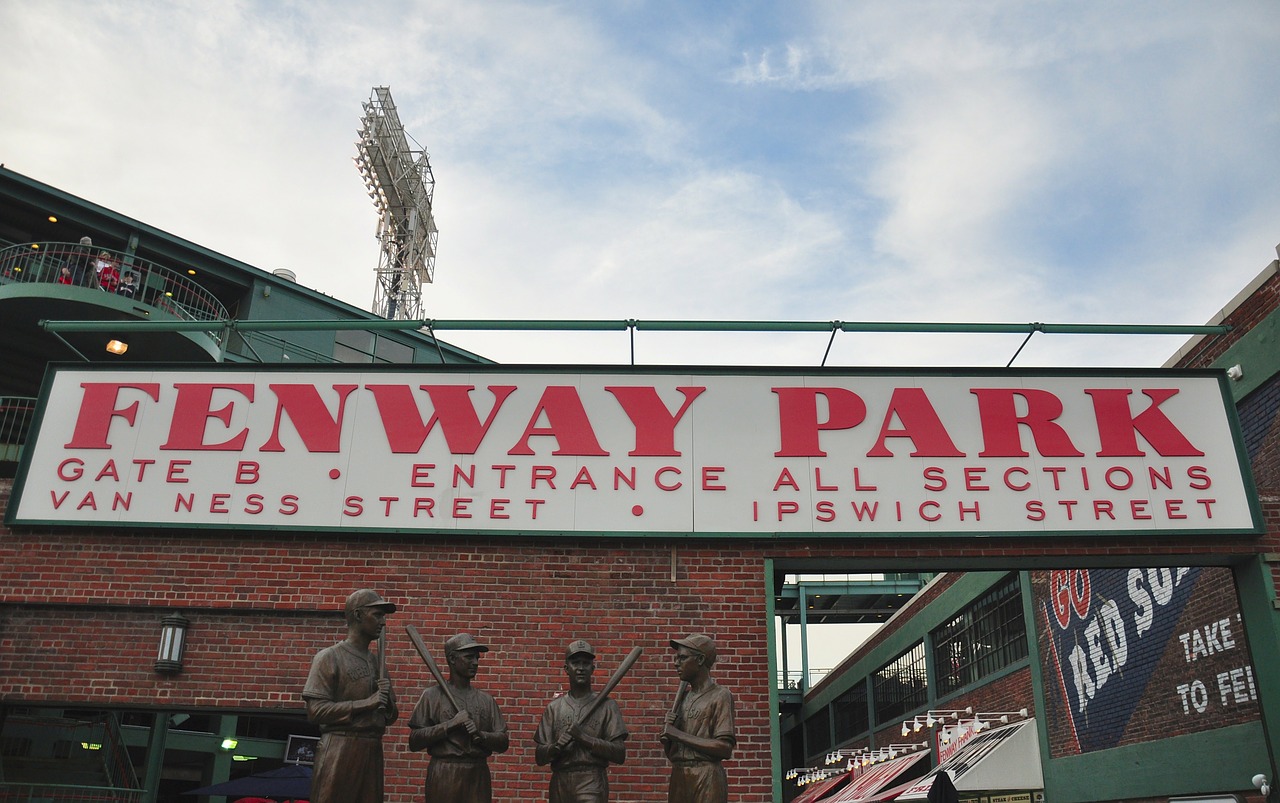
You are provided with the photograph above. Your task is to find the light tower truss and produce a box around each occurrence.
[354,86,438,320]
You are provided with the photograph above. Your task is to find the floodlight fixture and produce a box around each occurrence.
[355,85,439,321]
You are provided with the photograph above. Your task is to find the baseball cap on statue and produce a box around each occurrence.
[444,633,489,654]
[345,589,397,617]
[566,639,595,659]
[670,634,717,664]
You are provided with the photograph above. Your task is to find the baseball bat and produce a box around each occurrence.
[574,646,643,727]
[376,628,388,714]
[659,680,689,748]
[405,624,463,714]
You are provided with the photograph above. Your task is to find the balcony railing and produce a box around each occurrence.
[0,242,228,325]
[778,668,832,691]
[0,396,36,463]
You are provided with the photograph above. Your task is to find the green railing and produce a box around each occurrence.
[0,396,36,464]
[0,242,228,326]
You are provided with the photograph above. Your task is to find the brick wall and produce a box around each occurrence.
[0,518,776,802]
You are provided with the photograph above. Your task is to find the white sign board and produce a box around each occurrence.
[8,367,1259,536]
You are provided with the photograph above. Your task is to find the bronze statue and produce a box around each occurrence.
[407,632,509,803]
[534,640,632,802]
[302,589,399,803]
[661,634,736,803]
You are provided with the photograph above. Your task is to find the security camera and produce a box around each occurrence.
[1254,773,1271,798]
[1227,364,1244,381]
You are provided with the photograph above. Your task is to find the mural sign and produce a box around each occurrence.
[1036,567,1260,756]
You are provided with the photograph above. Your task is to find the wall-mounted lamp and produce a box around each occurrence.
[105,339,128,355]
[971,708,1030,731]
[902,707,972,736]
[1253,774,1270,798]
[154,613,189,673]
[220,737,239,751]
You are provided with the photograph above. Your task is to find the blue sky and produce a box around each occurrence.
[3,0,1278,367]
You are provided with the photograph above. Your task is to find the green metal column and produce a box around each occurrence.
[1234,555,1280,783]
[140,712,169,803]
[798,583,810,693]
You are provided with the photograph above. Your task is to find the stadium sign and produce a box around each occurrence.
[8,366,1260,536]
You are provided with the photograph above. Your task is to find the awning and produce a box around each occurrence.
[825,750,931,803]
[792,769,852,803]
[890,720,1042,801]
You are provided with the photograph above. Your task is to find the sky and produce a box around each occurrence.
[3,1,1279,368]
[4,0,1276,676]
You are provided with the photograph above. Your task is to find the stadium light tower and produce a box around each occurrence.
[353,86,438,320]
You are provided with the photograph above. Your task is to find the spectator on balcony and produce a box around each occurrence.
[71,236,95,286]
[57,265,74,285]
[117,271,137,298]
[96,251,120,292]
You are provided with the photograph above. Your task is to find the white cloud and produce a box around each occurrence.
[1,0,1277,369]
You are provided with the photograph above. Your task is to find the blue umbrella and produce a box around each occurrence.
[183,764,311,800]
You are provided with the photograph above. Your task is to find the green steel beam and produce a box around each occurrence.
[41,318,1233,336]
[777,580,923,598]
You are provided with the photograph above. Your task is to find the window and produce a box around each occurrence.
[804,706,832,758]
[832,679,869,743]
[334,330,417,364]
[931,573,1028,696]
[873,642,928,724]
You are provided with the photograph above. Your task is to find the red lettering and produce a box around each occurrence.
[816,501,835,522]
[701,466,726,491]
[773,467,800,491]
[972,388,1083,457]
[57,458,85,481]
[509,386,609,456]
[236,461,260,484]
[453,464,475,488]
[1004,467,1031,491]
[605,386,704,456]
[161,383,253,450]
[964,467,989,491]
[453,498,472,518]
[259,384,357,453]
[532,466,557,489]
[773,387,867,457]
[411,464,436,487]
[655,467,682,491]
[868,388,964,457]
[570,467,597,490]
[1086,388,1205,457]
[166,460,191,483]
[209,494,230,513]
[365,384,515,454]
[65,382,161,449]
[94,460,119,482]
[923,466,946,492]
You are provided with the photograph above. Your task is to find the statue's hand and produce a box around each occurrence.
[449,711,477,736]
